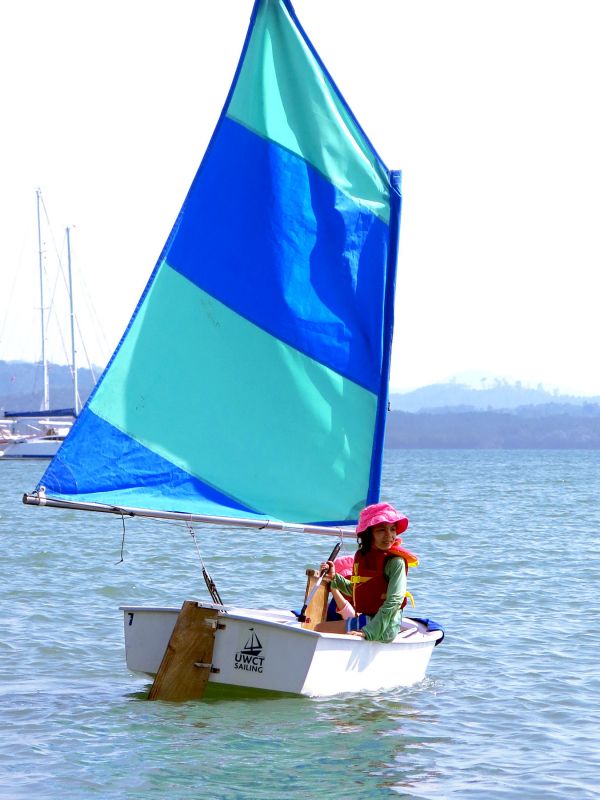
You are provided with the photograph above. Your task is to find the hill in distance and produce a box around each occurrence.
[4,360,600,448]
[3,360,599,416]
[390,379,600,413]
[387,379,600,448]
[0,359,100,413]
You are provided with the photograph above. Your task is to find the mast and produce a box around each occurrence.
[66,226,79,415]
[36,188,49,411]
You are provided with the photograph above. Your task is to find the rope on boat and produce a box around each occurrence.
[115,511,126,564]
[187,522,226,609]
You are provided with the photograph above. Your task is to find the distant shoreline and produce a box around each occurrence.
[384,409,600,449]
[3,360,600,449]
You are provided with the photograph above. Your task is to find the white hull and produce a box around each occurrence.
[1,416,72,459]
[121,602,442,697]
[0,437,63,459]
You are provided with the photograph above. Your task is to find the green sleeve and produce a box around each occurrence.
[361,558,406,643]
[330,574,353,596]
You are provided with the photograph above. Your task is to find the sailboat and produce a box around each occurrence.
[24,0,443,697]
[2,195,79,459]
[0,410,74,459]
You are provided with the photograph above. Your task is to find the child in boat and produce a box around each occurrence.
[315,502,417,643]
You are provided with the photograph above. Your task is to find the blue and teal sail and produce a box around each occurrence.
[36,0,402,526]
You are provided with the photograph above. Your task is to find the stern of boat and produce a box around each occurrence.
[121,603,323,695]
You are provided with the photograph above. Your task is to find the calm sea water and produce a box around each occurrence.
[0,451,598,799]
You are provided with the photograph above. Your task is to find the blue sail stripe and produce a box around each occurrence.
[41,410,265,518]
[165,116,389,395]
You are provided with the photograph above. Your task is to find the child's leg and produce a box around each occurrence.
[314,619,347,633]
[331,587,355,620]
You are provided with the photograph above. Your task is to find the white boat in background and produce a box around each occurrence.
[0,420,16,449]
[2,439,61,459]
[0,416,73,459]
[24,0,443,698]
[2,194,83,460]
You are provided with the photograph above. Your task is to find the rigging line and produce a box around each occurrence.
[115,512,126,564]
[45,234,72,365]
[47,281,71,367]
[75,290,108,377]
[38,197,76,367]
[74,326,96,389]
[186,521,226,609]
[59,230,81,401]
[52,223,105,379]
[55,228,91,394]
[76,266,110,370]
[40,193,66,275]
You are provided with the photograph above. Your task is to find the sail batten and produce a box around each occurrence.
[33,0,401,528]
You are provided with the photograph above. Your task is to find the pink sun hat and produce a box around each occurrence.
[356,502,409,535]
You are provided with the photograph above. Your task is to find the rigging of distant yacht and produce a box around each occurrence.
[1,191,82,459]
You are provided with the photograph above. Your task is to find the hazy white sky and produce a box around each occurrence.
[1,0,599,395]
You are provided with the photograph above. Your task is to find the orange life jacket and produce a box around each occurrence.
[351,539,418,616]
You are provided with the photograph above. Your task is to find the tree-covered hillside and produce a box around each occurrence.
[384,408,600,449]
[4,361,600,448]
[0,360,99,413]
[390,381,600,412]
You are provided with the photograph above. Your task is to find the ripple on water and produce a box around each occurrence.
[1,454,600,799]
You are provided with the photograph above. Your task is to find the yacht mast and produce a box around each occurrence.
[66,226,79,414]
[36,188,49,411]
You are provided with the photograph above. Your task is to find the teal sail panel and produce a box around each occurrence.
[36,0,402,526]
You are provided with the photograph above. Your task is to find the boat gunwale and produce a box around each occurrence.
[120,604,442,646]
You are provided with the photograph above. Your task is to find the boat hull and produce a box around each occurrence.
[0,438,63,459]
[121,603,441,697]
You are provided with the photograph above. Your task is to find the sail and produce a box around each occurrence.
[35,0,401,526]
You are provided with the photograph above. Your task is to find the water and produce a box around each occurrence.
[1,451,598,799]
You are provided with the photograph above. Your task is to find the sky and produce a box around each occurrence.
[1,0,599,396]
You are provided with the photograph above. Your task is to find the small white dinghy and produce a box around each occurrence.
[23,0,444,700]
[121,602,443,698]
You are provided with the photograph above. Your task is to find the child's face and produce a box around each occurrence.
[371,522,397,551]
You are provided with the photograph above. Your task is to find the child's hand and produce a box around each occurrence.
[319,560,335,581]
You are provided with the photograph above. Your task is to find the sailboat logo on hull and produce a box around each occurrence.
[234,627,265,673]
